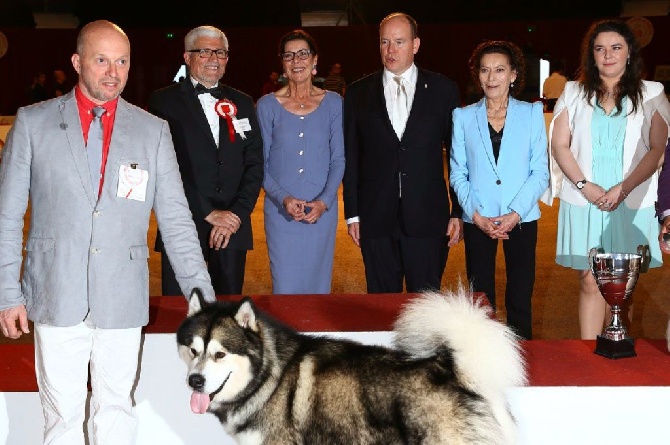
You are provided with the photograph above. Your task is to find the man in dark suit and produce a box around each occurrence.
[149,25,263,295]
[343,12,463,293]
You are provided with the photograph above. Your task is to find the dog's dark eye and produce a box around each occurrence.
[215,351,226,359]
[190,348,197,356]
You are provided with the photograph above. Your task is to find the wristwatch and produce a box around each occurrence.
[576,179,587,190]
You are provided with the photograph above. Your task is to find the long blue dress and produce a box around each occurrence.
[556,101,662,269]
[256,91,345,294]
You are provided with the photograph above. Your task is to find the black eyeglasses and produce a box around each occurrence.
[280,49,311,62]
[188,48,229,59]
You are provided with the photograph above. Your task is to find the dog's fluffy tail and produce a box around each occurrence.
[393,285,526,443]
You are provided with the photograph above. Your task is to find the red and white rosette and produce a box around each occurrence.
[215,99,238,142]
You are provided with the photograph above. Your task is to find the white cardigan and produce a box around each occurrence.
[543,80,670,208]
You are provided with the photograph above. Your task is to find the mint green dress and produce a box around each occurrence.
[556,102,662,270]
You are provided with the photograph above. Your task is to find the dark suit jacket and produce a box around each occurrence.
[657,139,670,219]
[149,79,263,252]
[342,68,462,239]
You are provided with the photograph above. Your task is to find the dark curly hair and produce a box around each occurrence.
[277,29,319,58]
[468,40,526,97]
[577,19,644,115]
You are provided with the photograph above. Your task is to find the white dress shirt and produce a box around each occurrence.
[192,77,220,147]
[383,64,417,128]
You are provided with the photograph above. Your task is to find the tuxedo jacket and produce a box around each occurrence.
[450,97,549,224]
[148,80,263,252]
[342,68,462,239]
[0,91,214,328]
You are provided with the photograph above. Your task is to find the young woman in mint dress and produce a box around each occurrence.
[548,19,670,339]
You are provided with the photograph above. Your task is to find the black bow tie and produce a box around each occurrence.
[195,83,223,99]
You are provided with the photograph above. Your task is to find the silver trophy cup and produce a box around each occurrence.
[587,246,649,359]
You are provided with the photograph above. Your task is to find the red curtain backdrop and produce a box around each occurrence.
[1,16,669,115]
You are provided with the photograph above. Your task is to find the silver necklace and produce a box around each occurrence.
[287,87,310,108]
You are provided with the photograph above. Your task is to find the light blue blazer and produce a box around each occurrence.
[450,97,549,224]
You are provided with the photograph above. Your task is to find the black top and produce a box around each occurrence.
[488,122,504,164]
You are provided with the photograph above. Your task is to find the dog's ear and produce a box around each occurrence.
[234,297,259,332]
[187,288,207,316]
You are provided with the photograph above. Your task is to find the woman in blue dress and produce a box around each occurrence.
[256,29,345,294]
[547,19,670,339]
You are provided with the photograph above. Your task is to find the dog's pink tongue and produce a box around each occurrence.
[190,392,210,414]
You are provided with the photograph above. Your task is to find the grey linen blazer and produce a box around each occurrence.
[0,91,214,328]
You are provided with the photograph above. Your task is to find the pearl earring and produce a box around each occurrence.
[311,65,317,76]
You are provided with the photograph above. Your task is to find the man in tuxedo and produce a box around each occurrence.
[342,12,463,293]
[0,20,214,444]
[149,25,264,296]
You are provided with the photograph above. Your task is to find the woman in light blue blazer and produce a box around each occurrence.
[450,40,549,339]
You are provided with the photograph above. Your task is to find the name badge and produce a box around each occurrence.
[117,164,148,201]
[232,118,251,139]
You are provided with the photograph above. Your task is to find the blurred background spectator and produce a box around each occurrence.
[323,62,346,96]
[261,70,281,97]
[26,71,48,104]
[542,60,568,111]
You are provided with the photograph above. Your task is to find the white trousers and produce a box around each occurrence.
[34,319,142,445]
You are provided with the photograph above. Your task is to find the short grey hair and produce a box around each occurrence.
[184,26,228,51]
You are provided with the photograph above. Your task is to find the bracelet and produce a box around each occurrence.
[620,184,629,199]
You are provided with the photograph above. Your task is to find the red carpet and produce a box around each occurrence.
[2,294,669,392]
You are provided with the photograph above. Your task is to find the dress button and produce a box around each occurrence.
[300,116,305,120]
[298,168,304,173]
[299,132,304,138]
[93,211,101,217]
[91,248,100,254]
[299,150,304,155]
[217,161,223,166]
[496,179,501,185]
[216,187,222,193]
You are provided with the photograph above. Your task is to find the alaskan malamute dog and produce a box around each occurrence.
[177,288,526,444]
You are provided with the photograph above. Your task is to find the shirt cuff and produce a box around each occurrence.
[346,216,360,225]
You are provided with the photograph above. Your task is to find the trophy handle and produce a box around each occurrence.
[588,247,599,277]
[637,244,650,273]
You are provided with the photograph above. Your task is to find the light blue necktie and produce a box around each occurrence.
[88,106,105,197]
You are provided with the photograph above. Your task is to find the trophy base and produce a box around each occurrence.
[594,335,637,359]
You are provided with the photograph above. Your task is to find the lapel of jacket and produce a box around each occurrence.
[180,80,218,147]
[100,98,132,204]
[217,85,234,151]
[402,68,428,140]
[372,71,396,138]
[476,98,497,173]
[497,97,519,169]
[59,92,98,207]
